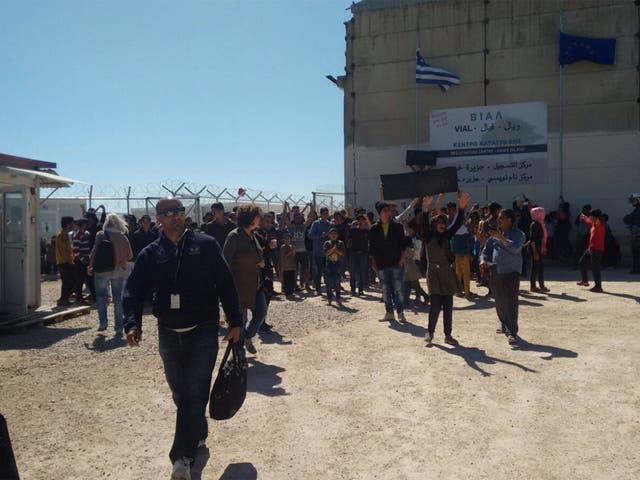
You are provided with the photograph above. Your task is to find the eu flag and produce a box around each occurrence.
[559,32,616,66]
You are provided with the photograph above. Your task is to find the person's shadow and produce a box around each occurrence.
[387,319,427,338]
[601,291,640,304]
[258,329,293,346]
[247,358,288,397]
[219,462,258,479]
[83,334,127,352]
[546,292,587,303]
[433,344,537,377]
[512,339,578,361]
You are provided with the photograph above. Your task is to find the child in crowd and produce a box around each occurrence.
[280,233,297,298]
[577,209,605,292]
[450,219,474,298]
[422,191,471,346]
[529,206,550,293]
[323,228,346,306]
[403,221,429,305]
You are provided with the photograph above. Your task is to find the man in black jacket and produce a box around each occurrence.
[369,201,407,322]
[131,214,158,260]
[123,197,242,480]
[204,202,236,248]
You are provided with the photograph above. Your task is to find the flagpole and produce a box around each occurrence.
[415,30,419,150]
[559,10,565,199]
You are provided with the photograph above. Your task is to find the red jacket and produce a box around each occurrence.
[584,217,605,252]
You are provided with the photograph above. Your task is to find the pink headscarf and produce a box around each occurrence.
[530,207,547,254]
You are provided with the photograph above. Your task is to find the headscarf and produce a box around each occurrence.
[530,207,547,253]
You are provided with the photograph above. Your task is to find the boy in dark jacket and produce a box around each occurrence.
[369,201,406,322]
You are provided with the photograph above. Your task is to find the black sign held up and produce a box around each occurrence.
[381,167,459,199]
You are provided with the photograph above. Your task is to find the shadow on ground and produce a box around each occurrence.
[512,338,579,361]
[219,462,258,480]
[434,344,537,377]
[258,329,293,346]
[84,333,127,352]
[0,326,90,351]
[388,319,427,338]
[247,358,288,397]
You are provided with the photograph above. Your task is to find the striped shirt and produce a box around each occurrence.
[73,231,92,259]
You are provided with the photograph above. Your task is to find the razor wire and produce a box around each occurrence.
[43,181,345,221]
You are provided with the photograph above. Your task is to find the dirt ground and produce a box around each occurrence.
[1,267,639,480]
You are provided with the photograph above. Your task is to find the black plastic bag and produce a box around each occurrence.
[209,341,247,420]
[0,414,20,480]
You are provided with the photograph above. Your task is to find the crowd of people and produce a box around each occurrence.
[47,192,636,343]
[44,192,639,480]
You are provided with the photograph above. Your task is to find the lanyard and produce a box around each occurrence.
[172,230,187,292]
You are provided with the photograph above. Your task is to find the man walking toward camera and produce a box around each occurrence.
[123,197,243,480]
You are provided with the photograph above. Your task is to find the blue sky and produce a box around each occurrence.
[1,1,351,196]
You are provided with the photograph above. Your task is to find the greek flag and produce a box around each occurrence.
[416,49,461,92]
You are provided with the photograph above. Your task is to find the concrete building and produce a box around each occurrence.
[340,0,639,241]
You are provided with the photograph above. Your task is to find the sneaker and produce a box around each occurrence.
[540,287,550,293]
[383,311,395,322]
[507,335,518,345]
[245,338,257,354]
[530,286,540,292]
[589,286,603,293]
[444,335,459,346]
[398,312,407,323]
[97,326,107,332]
[336,300,343,308]
[496,326,506,334]
[425,331,433,346]
[576,281,589,286]
[171,457,192,480]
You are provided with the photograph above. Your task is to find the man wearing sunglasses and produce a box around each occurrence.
[123,197,242,480]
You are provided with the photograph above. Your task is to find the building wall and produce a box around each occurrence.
[344,0,640,244]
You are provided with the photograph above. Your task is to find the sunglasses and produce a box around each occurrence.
[158,207,185,217]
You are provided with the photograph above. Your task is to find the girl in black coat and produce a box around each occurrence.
[422,190,471,346]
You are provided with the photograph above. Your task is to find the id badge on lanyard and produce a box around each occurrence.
[170,294,181,309]
[171,234,186,310]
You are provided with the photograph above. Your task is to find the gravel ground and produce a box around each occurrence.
[1,268,639,480]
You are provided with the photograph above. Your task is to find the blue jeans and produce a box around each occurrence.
[312,256,326,291]
[158,322,218,464]
[95,268,127,333]
[241,290,267,343]
[325,261,342,300]
[349,252,368,293]
[378,267,404,314]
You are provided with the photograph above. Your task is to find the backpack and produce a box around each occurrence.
[93,231,115,273]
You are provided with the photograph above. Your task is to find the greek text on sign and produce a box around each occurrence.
[429,102,548,186]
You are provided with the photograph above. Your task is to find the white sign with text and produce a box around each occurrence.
[429,102,548,186]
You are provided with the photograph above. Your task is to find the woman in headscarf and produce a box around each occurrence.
[88,213,133,336]
[529,206,549,293]
[421,190,471,347]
